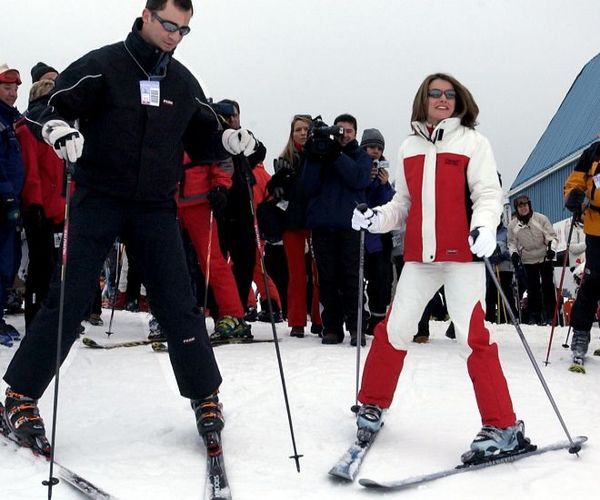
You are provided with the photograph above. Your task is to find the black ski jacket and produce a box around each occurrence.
[35,19,228,203]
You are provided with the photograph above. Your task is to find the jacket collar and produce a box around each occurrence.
[0,99,20,124]
[411,117,461,144]
[125,18,173,79]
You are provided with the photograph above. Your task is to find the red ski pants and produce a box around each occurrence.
[179,204,244,318]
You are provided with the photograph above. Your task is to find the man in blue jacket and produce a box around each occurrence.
[0,64,24,347]
[300,114,372,345]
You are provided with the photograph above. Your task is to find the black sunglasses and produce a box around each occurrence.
[151,11,191,36]
[428,89,457,99]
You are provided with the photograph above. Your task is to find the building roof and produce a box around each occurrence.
[511,52,600,190]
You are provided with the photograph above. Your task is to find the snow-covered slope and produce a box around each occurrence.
[0,312,597,499]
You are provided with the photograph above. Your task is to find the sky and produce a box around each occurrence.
[3,0,599,189]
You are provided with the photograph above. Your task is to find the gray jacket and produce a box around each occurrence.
[507,212,557,265]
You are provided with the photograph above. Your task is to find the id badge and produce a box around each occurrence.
[140,80,160,107]
[594,173,600,189]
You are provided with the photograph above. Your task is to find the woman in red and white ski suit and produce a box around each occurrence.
[355,73,518,431]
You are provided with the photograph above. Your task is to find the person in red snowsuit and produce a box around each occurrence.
[178,153,250,338]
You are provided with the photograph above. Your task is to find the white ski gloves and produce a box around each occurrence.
[42,120,84,162]
[221,128,257,156]
[351,207,381,232]
[468,226,497,258]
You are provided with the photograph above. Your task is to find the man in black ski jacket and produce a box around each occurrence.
[1,0,259,453]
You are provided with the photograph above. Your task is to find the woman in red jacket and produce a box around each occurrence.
[17,80,67,328]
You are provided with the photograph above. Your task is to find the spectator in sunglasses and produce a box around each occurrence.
[351,73,529,463]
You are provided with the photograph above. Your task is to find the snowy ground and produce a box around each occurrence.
[0,310,598,500]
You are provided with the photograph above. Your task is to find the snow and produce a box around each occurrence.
[0,312,598,499]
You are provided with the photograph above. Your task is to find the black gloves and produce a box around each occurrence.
[207,186,228,215]
[1,194,20,225]
[565,188,585,214]
[273,158,291,172]
[511,252,521,268]
[546,247,555,261]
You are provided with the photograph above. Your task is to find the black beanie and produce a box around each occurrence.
[31,62,58,83]
[360,128,385,150]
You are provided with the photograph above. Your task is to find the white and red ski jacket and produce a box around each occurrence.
[373,118,502,263]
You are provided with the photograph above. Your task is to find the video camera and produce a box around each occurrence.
[373,159,389,171]
[308,116,344,139]
[305,116,344,159]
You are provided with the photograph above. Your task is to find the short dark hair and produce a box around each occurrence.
[334,113,357,131]
[218,99,240,115]
[145,0,193,14]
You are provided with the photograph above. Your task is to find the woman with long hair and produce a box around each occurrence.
[267,115,322,338]
[351,73,529,463]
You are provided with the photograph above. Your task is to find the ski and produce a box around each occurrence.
[1,404,114,499]
[359,435,587,491]
[81,336,157,349]
[151,338,277,352]
[329,429,379,481]
[569,356,586,374]
[203,431,232,500]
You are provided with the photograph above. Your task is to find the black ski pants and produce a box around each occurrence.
[312,228,362,334]
[571,235,600,331]
[22,212,62,329]
[4,188,221,400]
[523,261,556,323]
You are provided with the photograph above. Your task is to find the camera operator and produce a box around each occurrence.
[300,114,371,345]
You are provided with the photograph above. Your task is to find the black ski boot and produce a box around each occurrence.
[1,388,51,457]
[191,391,225,436]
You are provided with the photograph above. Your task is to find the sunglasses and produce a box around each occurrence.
[517,201,529,207]
[151,11,191,36]
[428,89,457,99]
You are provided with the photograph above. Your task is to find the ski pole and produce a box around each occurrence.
[472,231,581,454]
[105,239,121,336]
[354,203,368,407]
[43,160,76,498]
[203,209,214,312]
[544,216,576,365]
[240,154,303,472]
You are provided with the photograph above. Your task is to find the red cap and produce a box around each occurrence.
[0,64,22,85]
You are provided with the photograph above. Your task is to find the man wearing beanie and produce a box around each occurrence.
[0,63,25,346]
[30,62,58,83]
[360,128,385,151]
[359,128,394,337]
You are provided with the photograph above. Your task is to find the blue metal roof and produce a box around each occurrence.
[511,52,600,189]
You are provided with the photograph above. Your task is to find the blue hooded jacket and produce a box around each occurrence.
[300,139,372,229]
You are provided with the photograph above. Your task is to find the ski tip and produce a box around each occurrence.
[568,364,586,374]
[81,337,98,347]
[358,478,383,488]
